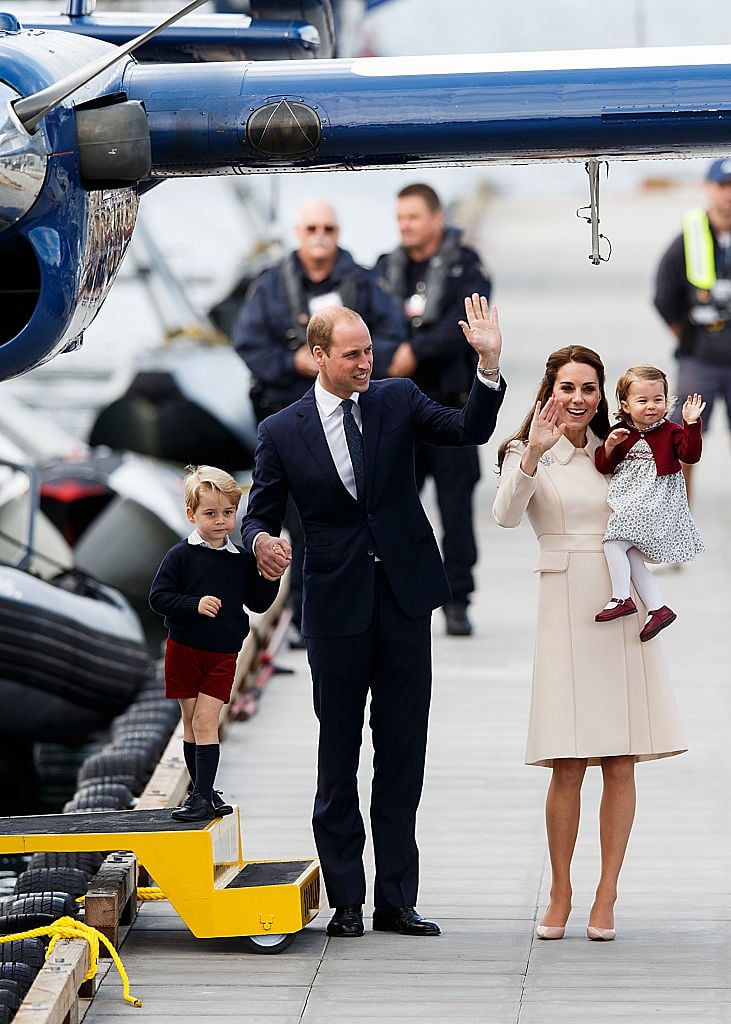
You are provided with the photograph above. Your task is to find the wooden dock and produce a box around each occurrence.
[78,182,730,1023]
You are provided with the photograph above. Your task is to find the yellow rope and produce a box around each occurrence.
[0,917,142,1007]
[76,886,167,903]
[136,886,167,901]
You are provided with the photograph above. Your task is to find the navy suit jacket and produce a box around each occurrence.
[241,375,505,638]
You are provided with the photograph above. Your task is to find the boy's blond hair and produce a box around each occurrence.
[183,465,242,512]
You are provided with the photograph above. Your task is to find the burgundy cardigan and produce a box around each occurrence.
[595,418,702,477]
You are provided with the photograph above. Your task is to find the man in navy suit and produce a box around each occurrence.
[241,294,505,937]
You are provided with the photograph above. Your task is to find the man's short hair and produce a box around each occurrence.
[184,465,241,512]
[396,183,442,212]
[307,307,366,354]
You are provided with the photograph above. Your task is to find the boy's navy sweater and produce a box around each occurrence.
[149,540,279,653]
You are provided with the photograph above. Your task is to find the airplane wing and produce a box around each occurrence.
[126,46,731,173]
[0,3,729,381]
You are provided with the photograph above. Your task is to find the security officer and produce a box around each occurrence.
[373,183,493,636]
[233,199,403,645]
[654,157,731,505]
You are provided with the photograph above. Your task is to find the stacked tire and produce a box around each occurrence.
[0,563,155,817]
[65,661,179,808]
[0,855,105,1023]
[0,665,179,1021]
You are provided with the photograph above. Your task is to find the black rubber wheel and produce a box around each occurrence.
[77,750,150,794]
[33,737,107,814]
[66,785,134,811]
[0,981,20,1003]
[28,851,104,877]
[0,986,20,1013]
[239,932,296,954]
[63,801,121,814]
[0,939,45,970]
[14,868,88,899]
[104,742,160,774]
[0,962,35,999]
[117,702,179,726]
[109,726,169,757]
[4,891,78,924]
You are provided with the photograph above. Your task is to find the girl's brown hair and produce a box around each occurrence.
[497,345,611,470]
[614,364,673,424]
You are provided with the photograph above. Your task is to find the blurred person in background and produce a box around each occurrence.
[233,199,402,648]
[654,157,731,507]
[374,183,493,636]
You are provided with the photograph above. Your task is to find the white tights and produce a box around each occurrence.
[602,540,663,611]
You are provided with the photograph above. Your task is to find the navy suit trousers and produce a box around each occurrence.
[307,565,432,909]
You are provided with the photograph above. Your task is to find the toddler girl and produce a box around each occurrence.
[595,364,704,641]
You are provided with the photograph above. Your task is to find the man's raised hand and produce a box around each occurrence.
[458,293,502,370]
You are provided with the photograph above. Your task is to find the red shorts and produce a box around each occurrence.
[164,638,237,703]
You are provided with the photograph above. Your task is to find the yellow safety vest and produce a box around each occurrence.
[682,208,716,290]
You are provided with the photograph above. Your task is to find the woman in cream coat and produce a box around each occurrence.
[493,345,685,942]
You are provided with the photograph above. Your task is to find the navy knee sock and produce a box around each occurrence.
[192,744,219,802]
[183,741,196,787]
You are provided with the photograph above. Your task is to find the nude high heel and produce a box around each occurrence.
[587,925,616,941]
[536,924,565,940]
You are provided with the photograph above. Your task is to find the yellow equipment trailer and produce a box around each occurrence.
[0,807,320,953]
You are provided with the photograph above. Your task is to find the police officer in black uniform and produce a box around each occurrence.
[233,199,403,645]
[373,183,493,636]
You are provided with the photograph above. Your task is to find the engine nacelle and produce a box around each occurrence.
[0,26,142,379]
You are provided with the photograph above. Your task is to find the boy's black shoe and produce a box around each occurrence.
[211,790,233,816]
[171,792,215,822]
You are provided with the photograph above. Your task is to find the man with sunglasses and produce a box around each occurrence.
[233,199,403,646]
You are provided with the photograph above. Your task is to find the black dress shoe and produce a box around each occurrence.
[372,906,441,936]
[326,905,364,937]
[170,792,215,822]
[444,602,472,636]
[211,790,233,816]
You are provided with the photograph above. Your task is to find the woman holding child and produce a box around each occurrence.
[492,346,687,942]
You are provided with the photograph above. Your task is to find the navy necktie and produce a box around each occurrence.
[341,398,365,503]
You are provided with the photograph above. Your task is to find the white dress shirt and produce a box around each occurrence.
[314,378,362,501]
[188,530,239,553]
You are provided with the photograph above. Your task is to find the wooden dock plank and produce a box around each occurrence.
[14,939,90,1024]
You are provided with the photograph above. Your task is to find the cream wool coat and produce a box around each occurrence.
[493,431,686,768]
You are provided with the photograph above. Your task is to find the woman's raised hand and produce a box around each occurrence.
[519,398,565,477]
[528,397,565,453]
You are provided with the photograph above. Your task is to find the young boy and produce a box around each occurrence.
[149,465,279,821]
